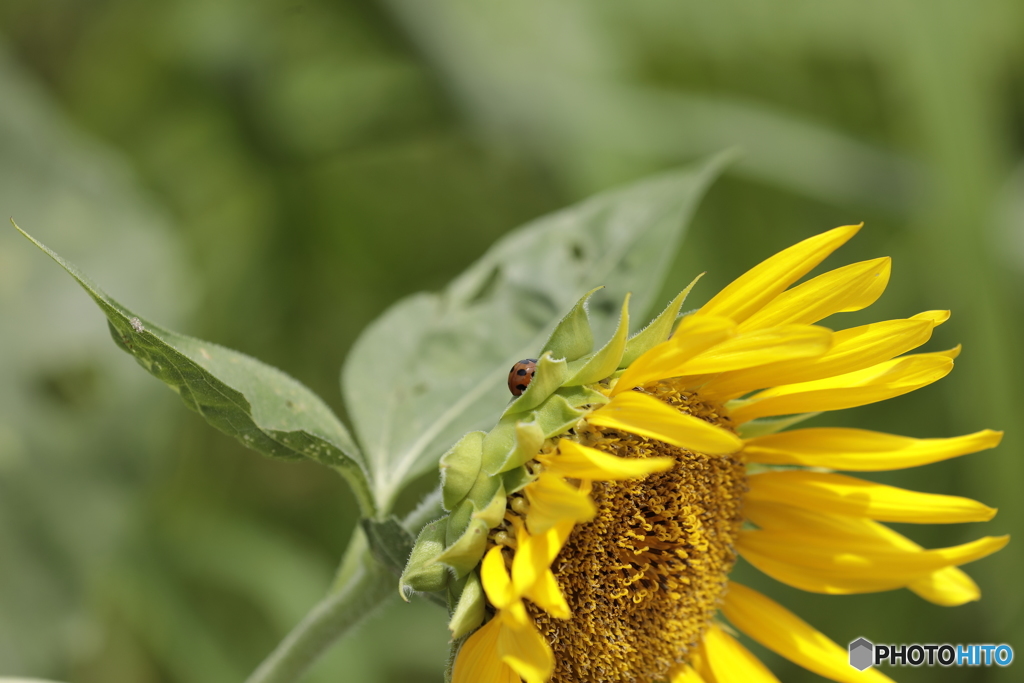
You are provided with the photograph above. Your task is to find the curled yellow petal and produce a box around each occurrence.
[497,612,554,683]
[480,546,516,610]
[451,618,521,683]
[545,439,674,480]
[740,257,891,331]
[697,224,861,323]
[702,623,782,683]
[739,528,1007,587]
[589,391,742,454]
[741,500,1008,596]
[727,352,954,423]
[512,523,571,619]
[742,427,1002,471]
[746,470,996,523]
[722,582,896,683]
[524,473,595,535]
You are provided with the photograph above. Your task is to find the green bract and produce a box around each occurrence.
[401,284,695,635]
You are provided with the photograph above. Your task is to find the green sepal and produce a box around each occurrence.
[437,481,506,578]
[504,352,569,415]
[502,465,536,494]
[472,480,508,530]
[736,412,821,439]
[564,294,631,386]
[554,384,610,410]
[619,276,700,368]
[539,287,601,362]
[534,394,589,439]
[445,499,475,547]
[436,517,491,578]
[399,519,449,598]
[490,393,590,474]
[440,431,485,512]
[448,572,486,639]
[481,419,517,475]
[490,419,545,475]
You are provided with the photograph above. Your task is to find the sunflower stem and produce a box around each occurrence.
[244,540,393,683]
[245,490,445,683]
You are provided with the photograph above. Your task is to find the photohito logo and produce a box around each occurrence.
[849,638,1014,670]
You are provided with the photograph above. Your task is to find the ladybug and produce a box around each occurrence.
[508,359,538,397]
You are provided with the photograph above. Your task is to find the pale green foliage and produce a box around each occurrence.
[14,225,374,515]
[343,152,733,509]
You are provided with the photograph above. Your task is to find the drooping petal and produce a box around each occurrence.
[696,224,862,323]
[674,324,833,376]
[727,352,954,423]
[738,257,891,331]
[512,524,571,619]
[589,391,743,454]
[741,427,1002,471]
[739,529,1007,580]
[612,316,735,395]
[746,470,996,523]
[703,315,940,399]
[480,546,516,610]
[545,439,674,480]
[524,473,596,535]
[497,613,554,683]
[721,582,896,683]
[702,624,782,683]
[451,618,521,683]
[741,501,1008,594]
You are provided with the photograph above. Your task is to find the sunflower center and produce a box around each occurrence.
[531,382,746,683]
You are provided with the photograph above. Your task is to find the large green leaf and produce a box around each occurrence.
[344,153,731,509]
[13,225,374,515]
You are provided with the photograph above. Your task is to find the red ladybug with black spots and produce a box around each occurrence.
[507,359,537,397]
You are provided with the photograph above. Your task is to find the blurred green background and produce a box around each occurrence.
[1,1,1022,681]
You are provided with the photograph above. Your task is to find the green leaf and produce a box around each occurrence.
[13,224,375,517]
[360,517,415,577]
[343,153,732,510]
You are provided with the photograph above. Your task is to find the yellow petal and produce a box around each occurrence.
[480,546,516,610]
[675,324,833,376]
[452,618,521,683]
[742,500,986,605]
[742,427,1003,471]
[524,473,596,535]
[746,470,996,523]
[670,664,708,683]
[589,391,742,454]
[545,440,675,480]
[697,224,862,323]
[741,500,1008,594]
[908,566,982,606]
[727,352,953,423]
[704,315,938,400]
[512,524,571,619]
[497,613,554,683]
[739,528,1008,579]
[722,582,896,683]
[613,316,736,395]
[739,257,891,331]
[702,624,782,683]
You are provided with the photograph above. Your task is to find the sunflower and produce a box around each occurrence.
[401,224,1008,683]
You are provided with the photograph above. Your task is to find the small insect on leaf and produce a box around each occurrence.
[507,359,538,397]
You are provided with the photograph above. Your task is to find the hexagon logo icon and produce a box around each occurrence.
[849,637,874,671]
